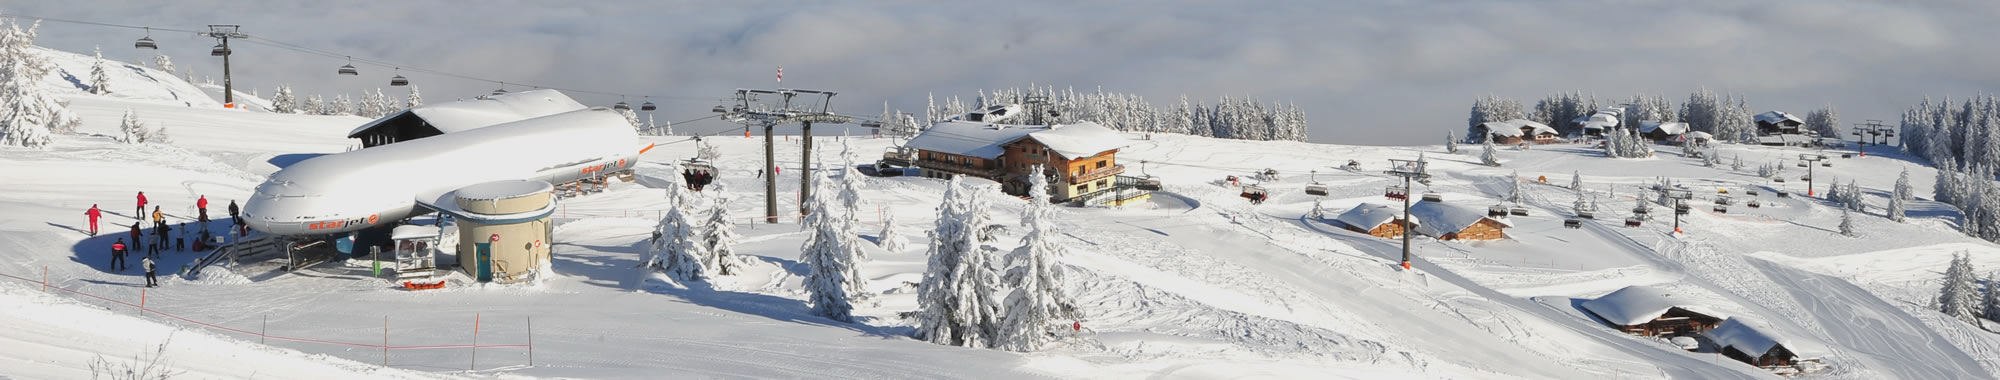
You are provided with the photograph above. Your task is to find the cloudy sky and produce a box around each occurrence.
[14,1,2000,145]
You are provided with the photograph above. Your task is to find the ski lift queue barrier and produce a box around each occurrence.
[0,268,533,369]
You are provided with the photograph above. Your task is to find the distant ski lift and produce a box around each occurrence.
[1240,185,1268,204]
[1748,200,1762,208]
[1509,207,1529,216]
[1633,207,1651,216]
[640,99,658,111]
[1746,189,1760,197]
[614,101,632,111]
[1564,219,1582,229]
[210,43,229,56]
[492,83,509,96]
[1384,186,1408,200]
[134,27,157,49]
[1488,205,1508,217]
[1715,196,1731,205]
[389,68,408,86]
[1625,218,1643,227]
[1773,177,1787,183]
[1421,192,1443,202]
[1675,203,1691,215]
[337,56,358,76]
[1577,211,1595,219]
[1821,161,1832,167]
[1713,205,1728,213]
[1305,170,1327,196]
[1776,191,1791,198]
[711,105,727,113]
[1135,161,1163,191]
[1796,161,1808,168]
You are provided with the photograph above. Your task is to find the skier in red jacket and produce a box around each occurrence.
[84,204,101,235]
[135,191,148,220]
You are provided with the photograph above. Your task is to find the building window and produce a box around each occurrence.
[1097,179,1108,188]
[1076,184,1087,193]
[1096,161,1106,169]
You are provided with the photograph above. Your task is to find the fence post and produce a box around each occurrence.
[261,314,267,345]
[139,288,146,315]
[383,315,389,367]
[471,313,480,371]
[528,316,534,366]
[42,266,47,292]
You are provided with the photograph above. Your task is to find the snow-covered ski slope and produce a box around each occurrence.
[6,45,2000,379]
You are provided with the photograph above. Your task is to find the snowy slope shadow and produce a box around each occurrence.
[640,276,912,339]
[266,153,327,169]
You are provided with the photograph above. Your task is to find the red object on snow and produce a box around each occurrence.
[1072,321,1081,332]
[196,196,207,210]
[402,280,447,290]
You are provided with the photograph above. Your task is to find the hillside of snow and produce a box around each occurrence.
[5,44,2000,379]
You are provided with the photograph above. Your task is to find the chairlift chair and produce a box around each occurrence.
[1748,200,1762,208]
[337,56,358,75]
[1633,207,1651,215]
[1305,170,1328,196]
[1577,211,1595,219]
[1134,161,1163,191]
[1421,192,1443,202]
[614,100,632,111]
[1240,185,1268,204]
[1715,196,1731,205]
[1384,186,1408,200]
[1489,206,1508,217]
[1564,219,1582,229]
[1509,207,1529,216]
[1675,204,1691,215]
[1777,191,1791,198]
[1713,205,1728,213]
[1625,218,1643,227]
[1821,161,1832,167]
[1774,177,1786,183]
[389,68,409,86]
[134,28,157,49]
[641,100,658,111]
[210,43,229,56]
[1797,161,1808,168]
[1746,189,1760,196]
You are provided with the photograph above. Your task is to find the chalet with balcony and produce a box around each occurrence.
[906,120,1144,205]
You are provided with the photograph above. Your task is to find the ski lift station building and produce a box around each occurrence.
[905,120,1148,206]
[432,180,556,283]
[347,89,586,148]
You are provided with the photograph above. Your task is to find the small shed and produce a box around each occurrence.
[1578,114,1620,137]
[1754,111,1804,135]
[1408,201,1510,241]
[1479,121,1526,145]
[390,224,442,280]
[1335,203,1418,238]
[1639,121,1689,141]
[1708,317,1828,369]
[1579,285,1726,336]
[439,180,556,283]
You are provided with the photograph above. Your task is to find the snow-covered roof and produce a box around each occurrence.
[906,120,1129,159]
[391,225,440,240]
[347,89,586,138]
[1407,201,1508,237]
[1754,111,1804,126]
[1026,121,1130,159]
[1580,114,1620,130]
[455,180,553,201]
[1756,134,1813,145]
[1481,119,1557,137]
[1335,203,1417,231]
[1688,131,1715,140]
[1580,285,1726,326]
[1639,121,1689,135]
[1707,317,1829,359]
[905,121,1039,158]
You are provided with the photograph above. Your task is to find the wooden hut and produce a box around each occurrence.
[1579,285,1726,337]
[1408,201,1510,241]
[1335,203,1417,238]
[1708,317,1827,370]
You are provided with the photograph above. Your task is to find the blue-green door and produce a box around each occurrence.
[474,243,492,282]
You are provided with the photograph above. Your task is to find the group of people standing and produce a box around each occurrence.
[87,191,244,288]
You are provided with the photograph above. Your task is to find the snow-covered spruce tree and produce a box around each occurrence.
[1985,272,2000,323]
[1310,199,1326,219]
[839,137,866,219]
[1481,138,1500,166]
[1573,187,1588,215]
[118,109,146,144]
[1825,175,1842,202]
[649,201,708,283]
[1846,181,1865,211]
[1888,191,1907,222]
[1506,171,1522,203]
[270,85,296,114]
[151,54,174,74]
[149,122,172,144]
[404,86,422,108]
[1897,167,1914,201]
[1939,252,1982,324]
[303,94,325,115]
[997,165,1077,351]
[917,176,982,347]
[878,207,906,252]
[800,171,860,322]
[89,45,110,94]
[327,94,353,116]
[1937,166,1959,205]
[1731,155,1743,171]
[1445,131,1458,153]
[0,18,80,147]
[358,89,390,118]
[1806,105,1840,139]
[1570,171,1583,190]
[702,195,744,276]
[1839,207,1856,237]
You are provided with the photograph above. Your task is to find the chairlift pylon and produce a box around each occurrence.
[134,27,157,49]
[337,56,359,76]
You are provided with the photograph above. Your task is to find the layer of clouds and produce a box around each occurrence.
[15,0,2000,145]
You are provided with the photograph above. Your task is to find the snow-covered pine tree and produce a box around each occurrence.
[1445,131,1458,153]
[358,89,390,118]
[839,137,866,219]
[1732,155,1743,171]
[1938,166,1960,205]
[303,94,325,115]
[0,18,80,147]
[1806,105,1840,139]
[917,176,983,347]
[1889,190,1907,223]
[1847,181,1865,211]
[89,45,110,94]
[1897,167,1914,201]
[702,195,744,276]
[997,164,1075,351]
[1839,207,1856,237]
[405,86,422,108]
[270,85,296,114]
[1481,138,1500,166]
[616,106,641,130]
[1985,272,2000,323]
[1825,175,1842,202]
[118,109,145,144]
[648,199,708,283]
[328,94,353,116]
[1570,171,1583,190]
[151,54,174,74]
[800,170,859,322]
[1506,171,1522,203]
[1310,199,1326,219]
[1939,253,1982,324]
[149,121,171,144]
[878,207,906,252]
